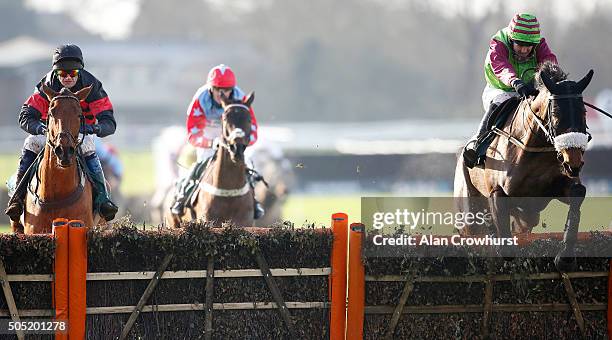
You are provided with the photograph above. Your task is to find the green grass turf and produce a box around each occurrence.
[0,153,609,233]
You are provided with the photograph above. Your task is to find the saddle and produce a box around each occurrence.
[475,96,521,166]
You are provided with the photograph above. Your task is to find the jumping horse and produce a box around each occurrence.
[169,93,256,227]
[455,62,594,271]
[12,85,95,234]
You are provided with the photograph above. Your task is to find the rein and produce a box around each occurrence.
[584,101,612,120]
[29,161,86,208]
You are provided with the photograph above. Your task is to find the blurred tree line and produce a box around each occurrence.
[129,0,612,122]
[4,0,612,122]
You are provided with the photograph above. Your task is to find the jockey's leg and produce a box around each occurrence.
[170,163,198,216]
[5,148,38,221]
[463,86,516,168]
[81,135,118,221]
[246,169,265,220]
[5,135,44,221]
[171,146,215,216]
[463,102,499,166]
[85,153,118,221]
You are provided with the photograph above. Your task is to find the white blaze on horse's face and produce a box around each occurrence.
[228,128,245,143]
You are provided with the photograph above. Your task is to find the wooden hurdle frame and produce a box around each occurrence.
[1,214,611,339]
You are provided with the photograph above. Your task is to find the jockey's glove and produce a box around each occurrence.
[512,79,539,98]
[80,124,101,135]
[36,124,47,135]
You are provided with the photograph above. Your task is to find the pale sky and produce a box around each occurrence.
[25,0,141,40]
[24,0,611,40]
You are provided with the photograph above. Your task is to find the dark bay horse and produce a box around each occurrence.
[169,93,256,227]
[454,62,594,271]
[13,85,95,234]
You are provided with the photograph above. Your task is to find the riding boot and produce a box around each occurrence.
[85,153,118,221]
[463,103,498,168]
[254,199,265,220]
[170,163,199,216]
[5,149,37,221]
[246,169,265,219]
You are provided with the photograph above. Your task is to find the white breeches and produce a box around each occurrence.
[23,134,96,156]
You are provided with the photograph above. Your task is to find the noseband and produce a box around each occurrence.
[45,95,85,150]
[527,93,590,151]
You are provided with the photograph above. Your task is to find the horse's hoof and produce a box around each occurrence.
[100,202,118,221]
[554,253,577,272]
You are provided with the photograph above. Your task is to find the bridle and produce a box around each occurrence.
[45,94,85,151]
[525,93,591,150]
[217,104,250,156]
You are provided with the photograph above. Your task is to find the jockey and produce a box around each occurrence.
[463,13,558,168]
[5,44,119,221]
[170,64,264,219]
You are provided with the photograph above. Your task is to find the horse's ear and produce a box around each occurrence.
[74,85,92,101]
[540,72,558,94]
[42,84,57,101]
[244,91,255,107]
[576,69,594,93]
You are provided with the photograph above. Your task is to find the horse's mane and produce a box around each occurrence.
[534,61,568,90]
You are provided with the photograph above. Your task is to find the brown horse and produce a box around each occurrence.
[12,85,95,234]
[454,62,594,271]
[169,93,255,227]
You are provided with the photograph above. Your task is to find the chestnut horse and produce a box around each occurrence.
[454,62,594,271]
[12,85,95,234]
[169,93,255,227]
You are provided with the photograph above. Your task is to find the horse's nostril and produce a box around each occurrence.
[54,146,63,157]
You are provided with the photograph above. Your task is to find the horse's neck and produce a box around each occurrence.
[511,99,550,148]
[38,146,79,200]
[209,147,246,188]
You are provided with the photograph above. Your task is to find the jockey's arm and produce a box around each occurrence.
[19,105,46,135]
[186,95,212,148]
[247,105,258,146]
[535,38,558,64]
[488,39,519,88]
[19,91,48,135]
[88,82,116,138]
[94,110,116,137]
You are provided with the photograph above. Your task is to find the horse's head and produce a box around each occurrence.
[42,84,91,167]
[220,92,254,163]
[533,63,593,177]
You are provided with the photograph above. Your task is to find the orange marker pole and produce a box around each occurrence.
[52,218,69,340]
[608,259,612,340]
[329,213,348,340]
[346,223,365,340]
[68,220,88,340]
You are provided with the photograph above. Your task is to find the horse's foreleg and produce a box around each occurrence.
[490,187,514,258]
[11,220,24,234]
[555,183,585,272]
